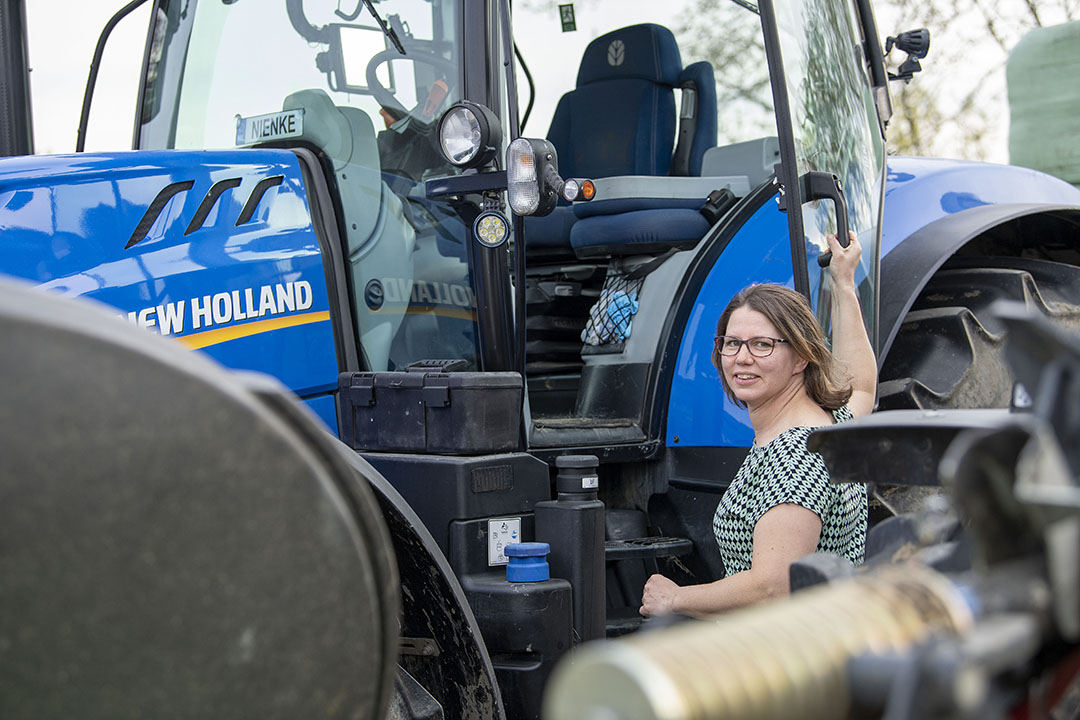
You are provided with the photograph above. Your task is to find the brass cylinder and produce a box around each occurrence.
[541,564,974,720]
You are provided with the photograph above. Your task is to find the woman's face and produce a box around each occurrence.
[720,307,808,408]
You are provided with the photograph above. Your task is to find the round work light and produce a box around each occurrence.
[437,102,502,169]
[473,211,510,248]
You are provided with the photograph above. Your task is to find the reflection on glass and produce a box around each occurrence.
[772,0,884,340]
[141,0,480,371]
[338,25,394,92]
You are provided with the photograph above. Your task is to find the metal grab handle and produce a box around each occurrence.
[798,171,850,267]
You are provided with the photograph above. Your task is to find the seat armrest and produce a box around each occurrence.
[575,175,750,218]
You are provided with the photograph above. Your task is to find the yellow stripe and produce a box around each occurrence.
[403,306,477,321]
[353,305,477,321]
[175,310,330,349]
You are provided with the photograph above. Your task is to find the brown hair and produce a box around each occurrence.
[712,284,852,410]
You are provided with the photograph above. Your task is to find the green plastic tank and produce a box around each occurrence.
[1008,20,1080,188]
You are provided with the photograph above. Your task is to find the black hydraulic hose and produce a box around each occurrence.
[499,0,528,445]
[513,41,534,132]
[76,0,151,152]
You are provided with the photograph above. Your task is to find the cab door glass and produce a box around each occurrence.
[770,0,885,339]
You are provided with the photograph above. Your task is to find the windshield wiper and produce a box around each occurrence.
[349,0,406,55]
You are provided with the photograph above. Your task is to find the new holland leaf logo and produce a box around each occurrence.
[607,39,625,66]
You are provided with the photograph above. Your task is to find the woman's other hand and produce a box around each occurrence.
[826,230,861,289]
[640,573,681,617]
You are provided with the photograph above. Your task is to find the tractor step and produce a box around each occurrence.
[605,536,694,561]
[604,529,694,638]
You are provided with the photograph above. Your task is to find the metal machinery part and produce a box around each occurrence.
[542,564,975,720]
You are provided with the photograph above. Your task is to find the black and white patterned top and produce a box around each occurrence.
[712,406,867,576]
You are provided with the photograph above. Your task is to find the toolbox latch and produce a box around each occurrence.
[422,374,451,407]
[345,372,375,406]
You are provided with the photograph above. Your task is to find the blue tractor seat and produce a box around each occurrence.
[524,24,719,259]
[547,23,682,179]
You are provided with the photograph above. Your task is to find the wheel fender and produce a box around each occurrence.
[342,450,508,720]
[879,202,1080,365]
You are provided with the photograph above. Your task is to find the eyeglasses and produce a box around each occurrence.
[715,335,788,358]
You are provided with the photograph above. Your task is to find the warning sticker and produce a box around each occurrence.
[488,517,522,566]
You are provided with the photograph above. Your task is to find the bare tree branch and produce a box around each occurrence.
[1024,0,1045,24]
[969,0,1011,52]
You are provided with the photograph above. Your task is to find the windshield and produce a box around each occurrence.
[141,0,461,156]
[770,0,885,339]
[139,0,480,371]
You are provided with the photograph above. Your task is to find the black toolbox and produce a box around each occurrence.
[338,369,523,454]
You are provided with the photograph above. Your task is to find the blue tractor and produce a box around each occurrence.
[3,0,1080,717]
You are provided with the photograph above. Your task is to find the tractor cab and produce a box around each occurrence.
[134,0,886,456]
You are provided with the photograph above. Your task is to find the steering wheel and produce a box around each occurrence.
[366,48,457,122]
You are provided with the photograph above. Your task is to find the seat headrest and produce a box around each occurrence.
[577,24,682,88]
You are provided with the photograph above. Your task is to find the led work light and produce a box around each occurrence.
[473,211,509,248]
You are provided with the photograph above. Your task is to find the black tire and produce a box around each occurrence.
[879,256,1080,410]
[868,256,1080,518]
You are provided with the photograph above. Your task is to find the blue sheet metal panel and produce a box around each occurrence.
[302,394,339,434]
[882,157,1080,257]
[665,198,793,448]
[0,150,338,400]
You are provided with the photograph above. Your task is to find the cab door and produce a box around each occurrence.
[758,0,887,345]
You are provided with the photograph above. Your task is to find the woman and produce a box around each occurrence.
[640,232,876,617]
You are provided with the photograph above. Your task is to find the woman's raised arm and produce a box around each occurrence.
[827,231,877,418]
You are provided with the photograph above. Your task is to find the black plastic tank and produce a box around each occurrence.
[461,542,572,720]
[534,454,606,643]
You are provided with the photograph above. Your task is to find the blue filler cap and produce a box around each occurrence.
[505,542,551,583]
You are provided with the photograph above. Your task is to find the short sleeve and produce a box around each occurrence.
[751,428,833,523]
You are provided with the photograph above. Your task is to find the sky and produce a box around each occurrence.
[26,1,150,155]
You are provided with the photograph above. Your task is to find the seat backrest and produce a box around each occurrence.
[546,24,683,179]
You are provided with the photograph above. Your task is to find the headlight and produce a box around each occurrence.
[437,102,502,169]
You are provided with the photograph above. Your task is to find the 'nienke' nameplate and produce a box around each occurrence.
[235,109,304,146]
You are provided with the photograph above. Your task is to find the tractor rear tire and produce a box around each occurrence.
[879,256,1080,411]
[872,256,1080,516]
